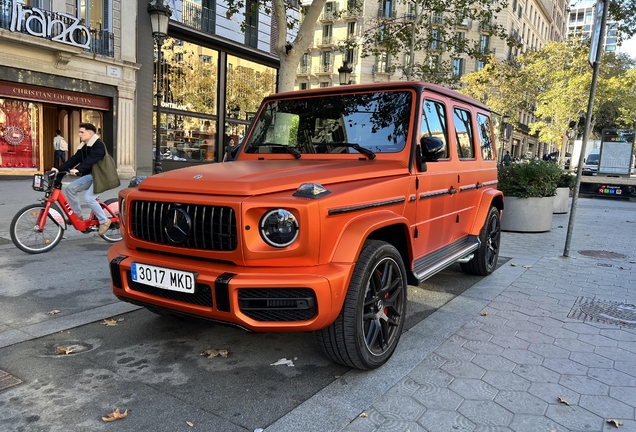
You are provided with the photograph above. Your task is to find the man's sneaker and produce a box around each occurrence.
[98,219,112,236]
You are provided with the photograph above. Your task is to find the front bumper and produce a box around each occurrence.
[107,242,354,332]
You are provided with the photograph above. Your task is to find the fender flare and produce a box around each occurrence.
[469,189,504,236]
[330,210,412,264]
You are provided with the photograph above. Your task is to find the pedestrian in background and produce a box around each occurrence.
[53,129,68,168]
[502,151,512,166]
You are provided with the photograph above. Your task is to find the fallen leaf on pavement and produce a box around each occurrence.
[607,419,623,427]
[102,318,124,326]
[200,349,229,358]
[510,263,517,267]
[481,311,488,316]
[334,375,340,379]
[56,345,77,355]
[47,310,61,315]
[557,396,571,406]
[619,267,631,270]
[186,421,194,427]
[626,220,634,223]
[630,260,636,264]
[102,408,128,422]
[359,412,368,418]
[270,358,295,367]
[522,265,532,269]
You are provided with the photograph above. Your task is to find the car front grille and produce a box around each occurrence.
[238,288,317,322]
[126,271,213,307]
[130,200,237,251]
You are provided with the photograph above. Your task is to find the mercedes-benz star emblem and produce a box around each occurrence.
[164,208,191,244]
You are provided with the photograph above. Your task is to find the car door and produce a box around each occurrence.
[413,97,458,257]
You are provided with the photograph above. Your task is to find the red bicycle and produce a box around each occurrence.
[10,171,121,254]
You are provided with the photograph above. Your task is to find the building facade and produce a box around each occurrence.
[297,0,569,160]
[567,0,620,54]
[0,0,139,178]
[137,0,288,174]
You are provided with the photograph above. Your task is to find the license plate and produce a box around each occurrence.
[131,263,196,294]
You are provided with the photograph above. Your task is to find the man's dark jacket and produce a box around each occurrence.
[58,134,105,176]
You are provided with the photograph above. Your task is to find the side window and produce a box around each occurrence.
[453,107,475,159]
[420,99,449,158]
[477,113,494,161]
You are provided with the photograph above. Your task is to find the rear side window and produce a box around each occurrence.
[453,108,475,159]
[477,113,494,161]
[420,99,449,158]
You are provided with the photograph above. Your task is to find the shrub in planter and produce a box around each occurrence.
[498,160,562,232]
[554,171,575,214]
[498,160,562,198]
[557,172,576,189]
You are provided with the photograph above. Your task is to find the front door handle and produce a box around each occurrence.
[449,187,458,195]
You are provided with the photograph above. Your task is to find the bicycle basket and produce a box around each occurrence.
[32,174,47,191]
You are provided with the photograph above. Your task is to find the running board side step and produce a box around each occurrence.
[412,236,480,283]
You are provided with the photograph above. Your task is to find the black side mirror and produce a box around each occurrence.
[420,136,445,162]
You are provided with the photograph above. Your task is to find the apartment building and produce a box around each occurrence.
[567,0,620,54]
[297,0,569,159]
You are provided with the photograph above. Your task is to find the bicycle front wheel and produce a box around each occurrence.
[99,198,122,243]
[10,204,64,254]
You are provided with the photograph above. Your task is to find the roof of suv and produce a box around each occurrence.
[271,81,489,111]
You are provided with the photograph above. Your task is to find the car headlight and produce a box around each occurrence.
[259,209,299,248]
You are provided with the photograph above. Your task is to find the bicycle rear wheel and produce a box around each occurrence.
[10,204,64,254]
[100,198,122,243]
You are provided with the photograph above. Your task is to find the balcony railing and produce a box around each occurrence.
[297,64,312,74]
[315,64,333,74]
[0,1,114,57]
[181,1,215,34]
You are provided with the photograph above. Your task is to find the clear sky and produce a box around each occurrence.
[620,37,636,60]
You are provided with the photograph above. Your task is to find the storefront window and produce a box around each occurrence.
[154,113,217,162]
[226,55,276,122]
[82,110,103,135]
[0,99,41,170]
[156,38,219,115]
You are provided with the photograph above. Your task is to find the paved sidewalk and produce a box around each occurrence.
[267,198,636,432]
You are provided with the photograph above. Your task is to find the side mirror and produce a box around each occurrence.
[420,136,445,162]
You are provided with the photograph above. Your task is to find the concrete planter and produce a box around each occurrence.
[553,187,570,214]
[501,196,554,232]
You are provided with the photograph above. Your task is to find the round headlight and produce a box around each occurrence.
[259,209,299,248]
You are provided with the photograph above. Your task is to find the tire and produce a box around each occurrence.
[461,206,501,276]
[316,240,407,370]
[10,204,64,254]
[99,198,122,243]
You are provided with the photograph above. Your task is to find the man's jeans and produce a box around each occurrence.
[53,150,66,168]
[65,174,108,223]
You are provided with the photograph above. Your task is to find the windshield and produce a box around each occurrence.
[243,91,413,156]
[586,153,599,164]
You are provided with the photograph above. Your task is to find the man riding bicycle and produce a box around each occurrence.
[51,123,111,236]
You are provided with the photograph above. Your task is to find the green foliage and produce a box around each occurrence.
[557,171,576,190]
[497,160,562,198]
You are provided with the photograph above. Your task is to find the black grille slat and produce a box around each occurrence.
[131,200,237,251]
[126,271,212,306]
[238,288,317,322]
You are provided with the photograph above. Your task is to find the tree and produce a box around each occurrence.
[350,0,518,86]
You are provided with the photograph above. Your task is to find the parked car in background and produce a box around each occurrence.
[108,82,504,370]
[583,148,600,176]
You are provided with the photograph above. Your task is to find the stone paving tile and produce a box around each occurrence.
[545,404,605,430]
[500,348,544,365]
[457,400,513,426]
[543,357,589,376]
[371,394,426,421]
[383,376,420,397]
[559,375,609,396]
[508,414,567,432]
[562,323,602,335]
[527,382,581,406]
[528,316,564,327]
[449,378,498,401]
[416,410,475,432]
[554,338,596,353]
[599,329,636,341]
[482,371,531,392]
[411,384,464,411]
[538,326,579,340]
[609,386,636,403]
[528,343,571,358]
[489,335,529,350]
[470,355,516,372]
[515,330,555,345]
[579,395,635,420]
[618,340,636,353]
[375,420,427,432]
[499,320,541,332]
[462,340,504,356]
[587,368,636,387]
[441,360,487,380]
[612,361,636,378]
[493,391,548,416]
[569,351,614,369]
[455,328,493,343]
[342,407,385,432]
[471,425,513,432]
[512,364,561,383]
[408,365,455,387]
[578,334,619,348]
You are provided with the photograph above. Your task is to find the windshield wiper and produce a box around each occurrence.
[325,142,376,160]
[249,143,302,159]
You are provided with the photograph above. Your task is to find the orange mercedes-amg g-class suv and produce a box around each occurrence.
[108,82,503,370]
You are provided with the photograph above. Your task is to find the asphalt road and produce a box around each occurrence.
[0,231,500,432]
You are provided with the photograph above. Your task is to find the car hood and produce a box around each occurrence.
[138,160,408,196]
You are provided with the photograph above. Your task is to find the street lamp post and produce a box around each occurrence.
[338,61,353,85]
[148,0,172,174]
[499,113,510,164]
